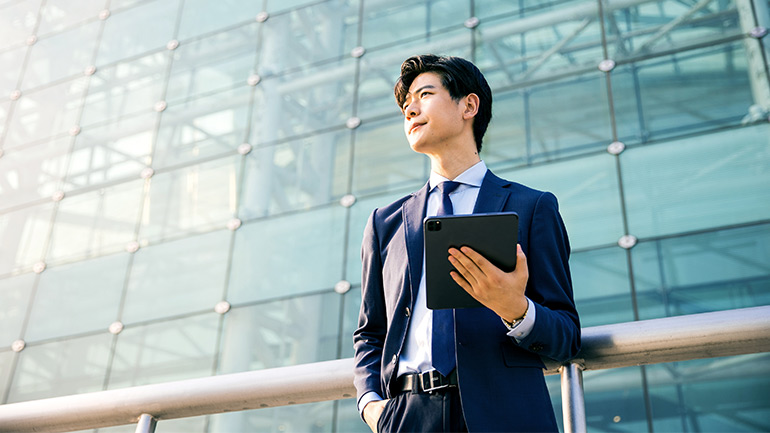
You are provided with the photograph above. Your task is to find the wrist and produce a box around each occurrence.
[501,298,529,328]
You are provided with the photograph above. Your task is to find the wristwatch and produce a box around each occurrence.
[501,303,528,330]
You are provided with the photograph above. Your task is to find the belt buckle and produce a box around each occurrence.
[421,370,451,393]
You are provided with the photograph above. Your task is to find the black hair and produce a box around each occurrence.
[394,54,492,152]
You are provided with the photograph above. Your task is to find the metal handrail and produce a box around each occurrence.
[0,305,768,433]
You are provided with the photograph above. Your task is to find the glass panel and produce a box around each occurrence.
[0,100,9,137]
[138,156,240,242]
[351,116,428,196]
[0,0,42,50]
[153,87,250,169]
[4,77,88,149]
[249,59,357,145]
[25,253,128,342]
[165,23,259,103]
[176,0,260,41]
[340,288,362,359]
[474,0,586,21]
[497,153,624,251]
[631,224,770,320]
[21,21,101,89]
[0,45,26,97]
[65,113,156,191]
[361,0,468,50]
[622,124,770,239]
[122,230,231,324]
[335,398,370,433]
[0,350,14,402]
[218,292,340,374]
[611,42,753,144]
[476,3,605,90]
[570,247,634,327]
[210,401,336,433]
[0,273,35,347]
[227,205,346,304]
[47,179,144,264]
[37,0,107,35]
[0,135,71,211]
[256,1,359,76]
[355,27,472,120]
[6,333,112,403]
[79,51,168,126]
[239,129,351,219]
[646,354,770,432]
[0,202,55,275]
[107,313,218,389]
[95,0,180,66]
[481,90,527,168]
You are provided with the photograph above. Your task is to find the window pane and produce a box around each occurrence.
[7,333,112,403]
[571,247,634,327]
[25,253,128,342]
[0,350,14,400]
[497,153,624,251]
[239,129,352,219]
[0,136,71,211]
[138,156,240,242]
[80,52,168,126]
[362,0,468,50]
[107,313,218,389]
[21,21,100,89]
[219,292,340,374]
[631,224,770,320]
[122,230,231,324]
[0,0,42,50]
[95,0,179,66]
[0,45,26,97]
[622,124,770,239]
[481,90,527,168]
[176,0,259,41]
[0,273,35,347]
[65,113,156,191]
[37,0,107,35]
[210,401,336,433]
[47,179,144,264]
[227,205,346,304]
[0,202,55,275]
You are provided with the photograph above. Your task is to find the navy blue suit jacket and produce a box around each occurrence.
[353,170,580,432]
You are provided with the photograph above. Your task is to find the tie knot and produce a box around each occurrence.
[436,181,461,196]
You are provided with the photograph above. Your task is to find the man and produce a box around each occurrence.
[353,54,580,433]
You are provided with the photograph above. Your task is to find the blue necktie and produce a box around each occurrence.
[432,181,461,376]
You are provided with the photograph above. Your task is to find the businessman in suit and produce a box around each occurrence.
[353,54,580,432]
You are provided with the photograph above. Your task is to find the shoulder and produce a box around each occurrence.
[486,171,557,205]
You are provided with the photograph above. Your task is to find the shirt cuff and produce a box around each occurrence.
[505,298,536,342]
[358,391,383,419]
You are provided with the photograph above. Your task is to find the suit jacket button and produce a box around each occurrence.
[530,343,544,352]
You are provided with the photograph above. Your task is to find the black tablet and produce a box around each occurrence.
[424,212,519,310]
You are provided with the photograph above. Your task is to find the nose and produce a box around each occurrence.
[404,100,419,119]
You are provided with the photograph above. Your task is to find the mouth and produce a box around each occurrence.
[408,123,425,134]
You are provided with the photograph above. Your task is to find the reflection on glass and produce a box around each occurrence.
[0,0,42,50]
[37,0,107,35]
[65,113,156,191]
[570,247,633,327]
[7,333,112,403]
[240,130,351,219]
[25,253,127,341]
[227,205,346,304]
[631,223,770,320]
[497,153,623,250]
[4,77,88,149]
[176,0,259,41]
[107,313,218,389]
[219,292,339,374]
[0,46,26,97]
[165,23,259,103]
[361,0,467,50]
[80,52,168,126]
[481,90,527,169]
[0,136,71,211]
[95,0,179,66]
[22,21,100,89]
[622,125,770,239]
[0,273,35,347]
[0,202,55,276]
[138,156,240,242]
[646,354,770,432]
[47,179,144,264]
[122,230,231,324]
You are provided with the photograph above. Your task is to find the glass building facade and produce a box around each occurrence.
[1,0,769,431]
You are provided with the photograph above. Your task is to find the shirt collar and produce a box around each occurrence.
[429,160,487,190]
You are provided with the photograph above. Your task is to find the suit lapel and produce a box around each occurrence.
[473,170,512,213]
[403,182,430,301]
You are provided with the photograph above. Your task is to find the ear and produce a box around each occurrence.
[462,93,480,120]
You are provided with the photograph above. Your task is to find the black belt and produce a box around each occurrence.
[397,370,458,394]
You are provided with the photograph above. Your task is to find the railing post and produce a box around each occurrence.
[560,362,587,433]
[134,414,157,433]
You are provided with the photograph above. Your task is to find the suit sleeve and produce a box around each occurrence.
[516,192,581,363]
[352,210,388,406]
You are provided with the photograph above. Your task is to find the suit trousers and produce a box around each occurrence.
[376,387,468,433]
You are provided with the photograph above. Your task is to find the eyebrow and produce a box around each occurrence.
[403,84,437,106]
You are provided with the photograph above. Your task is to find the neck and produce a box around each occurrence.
[428,150,481,180]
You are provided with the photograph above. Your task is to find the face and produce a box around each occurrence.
[402,72,467,155]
